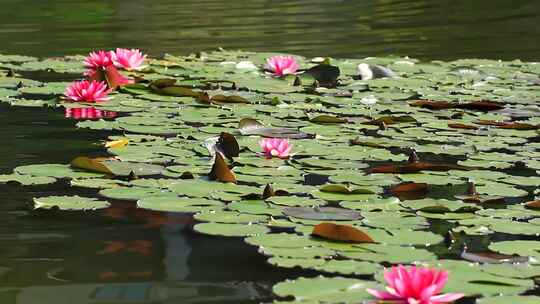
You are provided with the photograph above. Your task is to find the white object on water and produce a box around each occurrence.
[360,94,378,105]
[357,63,396,80]
[394,60,415,65]
[235,61,258,70]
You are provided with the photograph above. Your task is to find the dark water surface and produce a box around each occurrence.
[0,1,539,303]
[0,105,293,303]
[0,0,539,61]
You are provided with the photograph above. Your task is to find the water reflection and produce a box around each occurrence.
[0,0,538,60]
[64,107,118,120]
[0,190,283,303]
[0,105,290,303]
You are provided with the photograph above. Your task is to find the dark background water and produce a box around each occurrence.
[0,1,539,303]
[0,0,539,61]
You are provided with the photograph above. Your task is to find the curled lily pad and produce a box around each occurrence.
[461,250,530,264]
[208,152,237,183]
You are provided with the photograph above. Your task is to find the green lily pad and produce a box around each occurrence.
[273,276,377,303]
[33,195,110,211]
[15,164,105,179]
[193,222,270,237]
[283,207,362,221]
[194,210,268,223]
[0,174,56,186]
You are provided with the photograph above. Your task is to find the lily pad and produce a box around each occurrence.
[33,195,110,211]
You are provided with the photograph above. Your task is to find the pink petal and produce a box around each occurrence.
[419,284,438,301]
[366,288,401,301]
[430,293,465,303]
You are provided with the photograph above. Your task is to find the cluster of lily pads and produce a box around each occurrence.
[0,49,539,303]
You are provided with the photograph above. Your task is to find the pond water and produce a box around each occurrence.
[0,1,539,303]
[1,0,539,61]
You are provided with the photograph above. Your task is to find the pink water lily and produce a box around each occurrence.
[84,50,114,72]
[260,138,292,159]
[367,265,464,304]
[265,56,299,77]
[64,80,111,102]
[111,48,147,70]
[65,107,117,120]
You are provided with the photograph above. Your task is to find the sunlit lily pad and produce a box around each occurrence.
[0,174,56,186]
[34,195,110,211]
[273,276,377,303]
[15,164,105,179]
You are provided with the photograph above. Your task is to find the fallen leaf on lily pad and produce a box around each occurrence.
[312,222,375,243]
[105,138,129,149]
[524,200,540,210]
[476,120,538,130]
[216,132,240,159]
[71,156,114,175]
[390,182,430,200]
[410,100,504,111]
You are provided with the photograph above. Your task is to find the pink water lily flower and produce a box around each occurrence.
[111,48,147,70]
[260,138,292,159]
[65,107,117,120]
[265,56,299,77]
[64,80,111,102]
[367,265,464,304]
[84,50,114,71]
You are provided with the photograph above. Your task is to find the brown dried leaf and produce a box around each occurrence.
[208,153,236,183]
[216,132,240,159]
[312,222,375,243]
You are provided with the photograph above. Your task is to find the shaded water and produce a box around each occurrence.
[0,1,540,303]
[0,104,294,303]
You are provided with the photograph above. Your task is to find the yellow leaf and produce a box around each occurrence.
[71,156,114,174]
[105,139,129,149]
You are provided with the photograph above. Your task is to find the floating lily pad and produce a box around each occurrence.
[0,174,56,186]
[283,207,362,221]
[15,164,105,179]
[273,276,377,303]
[193,222,269,237]
[34,195,110,211]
